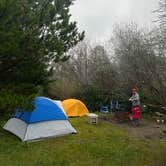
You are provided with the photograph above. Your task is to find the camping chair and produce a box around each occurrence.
[111,100,119,112]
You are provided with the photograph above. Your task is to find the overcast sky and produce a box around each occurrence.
[70,0,159,42]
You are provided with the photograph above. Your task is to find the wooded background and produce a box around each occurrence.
[0,0,166,115]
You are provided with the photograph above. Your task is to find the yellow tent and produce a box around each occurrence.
[62,99,89,117]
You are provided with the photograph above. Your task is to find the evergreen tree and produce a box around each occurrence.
[0,0,84,85]
[0,0,84,114]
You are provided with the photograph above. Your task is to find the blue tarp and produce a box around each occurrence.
[15,97,67,123]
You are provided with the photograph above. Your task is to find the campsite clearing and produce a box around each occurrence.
[0,117,166,166]
[100,113,166,141]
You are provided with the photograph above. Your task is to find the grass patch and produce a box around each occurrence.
[0,117,165,166]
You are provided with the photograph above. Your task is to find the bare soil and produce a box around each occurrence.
[100,116,166,141]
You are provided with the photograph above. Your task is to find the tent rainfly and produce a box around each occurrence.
[62,99,89,117]
[3,97,77,142]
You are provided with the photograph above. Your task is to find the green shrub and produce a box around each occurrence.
[78,85,110,112]
[0,84,43,117]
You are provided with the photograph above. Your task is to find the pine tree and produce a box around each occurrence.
[0,0,84,85]
[0,0,84,115]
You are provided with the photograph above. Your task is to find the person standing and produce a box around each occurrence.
[129,87,141,126]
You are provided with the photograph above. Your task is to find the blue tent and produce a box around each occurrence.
[15,97,67,123]
[4,97,76,141]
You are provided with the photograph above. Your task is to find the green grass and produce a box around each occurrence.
[0,117,166,166]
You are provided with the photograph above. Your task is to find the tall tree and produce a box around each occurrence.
[155,0,166,27]
[0,0,84,85]
[111,23,166,104]
[0,0,84,115]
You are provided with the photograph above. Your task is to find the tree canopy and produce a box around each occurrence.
[0,0,84,85]
[0,0,84,114]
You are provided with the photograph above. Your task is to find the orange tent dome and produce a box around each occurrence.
[62,99,89,117]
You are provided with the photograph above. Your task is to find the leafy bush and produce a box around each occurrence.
[0,84,43,117]
[78,85,110,112]
[78,86,133,112]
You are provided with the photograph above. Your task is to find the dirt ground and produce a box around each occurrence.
[100,116,166,141]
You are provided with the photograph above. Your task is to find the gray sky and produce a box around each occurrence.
[70,0,159,42]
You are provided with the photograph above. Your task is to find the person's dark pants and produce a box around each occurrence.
[133,118,140,126]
